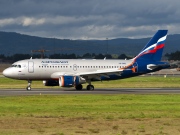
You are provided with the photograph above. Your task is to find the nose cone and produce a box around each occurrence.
[3,68,12,78]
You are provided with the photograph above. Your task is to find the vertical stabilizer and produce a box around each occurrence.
[134,30,168,61]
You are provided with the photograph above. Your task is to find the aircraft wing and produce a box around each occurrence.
[51,68,124,80]
[78,69,124,80]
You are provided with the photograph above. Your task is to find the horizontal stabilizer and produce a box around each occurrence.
[147,64,170,70]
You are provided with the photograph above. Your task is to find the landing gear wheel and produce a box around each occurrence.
[86,85,94,90]
[26,86,31,91]
[75,84,83,90]
[26,80,32,91]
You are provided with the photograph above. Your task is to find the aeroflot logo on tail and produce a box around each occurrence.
[41,61,68,64]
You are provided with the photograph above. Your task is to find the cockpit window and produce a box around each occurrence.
[11,65,21,68]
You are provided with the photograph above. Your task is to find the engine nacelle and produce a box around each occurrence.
[43,80,59,86]
[59,76,86,87]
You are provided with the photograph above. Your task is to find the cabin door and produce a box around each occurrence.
[28,61,34,73]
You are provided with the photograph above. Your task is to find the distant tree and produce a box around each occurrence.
[118,54,132,59]
[0,54,5,59]
[12,54,31,62]
[66,53,76,59]
[82,53,92,58]
[95,54,105,59]
[50,54,61,59]
[31,54,42,59]
[92,53,96,58]
[104,54,112,59]
[165,51,180,60]
[49,53,77,59]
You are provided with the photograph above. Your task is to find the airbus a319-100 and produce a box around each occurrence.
[3,30,170,90]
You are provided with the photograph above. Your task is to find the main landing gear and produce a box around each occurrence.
[86,80,94,90]
[75,81,94,91]
[75,84,94,90]
[26,80,32,91]
[86,85,94,90]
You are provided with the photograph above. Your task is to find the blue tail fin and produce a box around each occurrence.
[134,30,168,61]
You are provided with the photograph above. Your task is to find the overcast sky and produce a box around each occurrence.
[0,0,180,39]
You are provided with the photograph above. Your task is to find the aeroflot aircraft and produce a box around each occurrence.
[3,30,170,90]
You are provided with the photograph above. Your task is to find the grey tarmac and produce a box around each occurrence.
[0,88,180,96]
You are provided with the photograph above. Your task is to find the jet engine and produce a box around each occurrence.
[59,76,86,87]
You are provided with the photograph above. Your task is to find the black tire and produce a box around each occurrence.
[26,86,31,91]
[86,85,94,90]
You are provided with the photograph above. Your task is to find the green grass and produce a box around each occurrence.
[0,94,180,119]
[0,95,180,135]
[0,76,180,88]
[0,76,180,134]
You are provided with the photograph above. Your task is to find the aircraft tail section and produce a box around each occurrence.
[133,30,168,61]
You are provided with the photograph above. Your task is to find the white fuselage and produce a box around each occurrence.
[3,59,133,80]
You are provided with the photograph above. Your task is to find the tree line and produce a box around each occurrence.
[0,50,179,63]
[165,51,180,60]
[0,53,132,63]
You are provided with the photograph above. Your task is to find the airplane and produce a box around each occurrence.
[3,30,170,90]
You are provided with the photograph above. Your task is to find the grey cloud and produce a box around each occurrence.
[0,0,180,39]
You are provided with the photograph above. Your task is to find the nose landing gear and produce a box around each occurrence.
[26,80,32,90]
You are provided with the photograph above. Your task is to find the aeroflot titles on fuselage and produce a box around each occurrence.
[41,60,68,64]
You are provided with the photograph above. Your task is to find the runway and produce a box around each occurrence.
[0,88,180,96]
